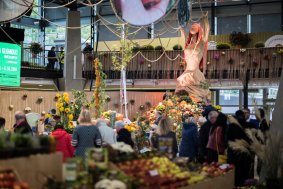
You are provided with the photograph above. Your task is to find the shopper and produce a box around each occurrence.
[255,108,269,134]
[13,111,32,135]
[179,115,199,161]
[72,109,102,158]
[207,112,227,163]
[97,119,117,145]
[227,110,255,187]
[151,117,178,157]
[83,43,93,53]
[51,122,74,161]
[47,46,57,70]
[58,46,64,71]
[242,108,259,129]
[199,110,218,162]
[0,117,5,132]
[115,121,134,148]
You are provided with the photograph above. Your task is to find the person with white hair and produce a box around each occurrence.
[13,111,32,134]
[97,119,116,145]
[115,121,134,148]
[179,114,199,161]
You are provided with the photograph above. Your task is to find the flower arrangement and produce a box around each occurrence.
[102,110,112,120]
[156,103,166,112]
[124,122,139,132]
[71,90,90,121]
[277,49,283,54]
[55,92,74,133]
[93,58,106,118]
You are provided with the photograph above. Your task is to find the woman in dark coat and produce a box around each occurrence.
[227,110,256,187]
[179,116,199,161]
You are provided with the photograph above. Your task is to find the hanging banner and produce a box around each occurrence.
[111,0,177,26]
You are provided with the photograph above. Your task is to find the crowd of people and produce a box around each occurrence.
[0,103,270,187]
[150,106,270,187]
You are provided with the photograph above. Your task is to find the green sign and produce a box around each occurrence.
[0,42,21,87]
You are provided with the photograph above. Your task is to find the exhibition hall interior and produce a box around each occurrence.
[0,0,282,188]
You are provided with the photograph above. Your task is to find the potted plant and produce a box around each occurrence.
[30,42,43,57]
[229,32,251,48]
[173,44,183,50]
[255,42,265,48]
[216,43,231,50]
[140,45,154,51]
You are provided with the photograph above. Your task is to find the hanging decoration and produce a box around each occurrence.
[213,53,220,61]
[93,58,106,118]
[111,0,178,26]
[178,0,191,28]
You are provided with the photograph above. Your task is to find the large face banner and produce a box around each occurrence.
[112,0,177,26]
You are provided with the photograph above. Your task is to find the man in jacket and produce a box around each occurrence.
[47,46,57,69]
[13,111,32,134]
[58,47,64,71]
[97,119,117,145]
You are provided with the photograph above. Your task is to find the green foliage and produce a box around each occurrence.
[111,25,133,71]
[216,43,231,50]
[72,90,90,120]
[154,46,164,50]
[140,45,154,51]
[255,42,265,48]
[229,32,251,47]
[30,42,43,54]
[173,44,183,50]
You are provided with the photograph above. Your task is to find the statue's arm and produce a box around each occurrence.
[202,12,210,42]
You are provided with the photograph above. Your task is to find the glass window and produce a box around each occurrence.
[248,89,263,105]
[219,90,240,105]
[268,88,278,99]
[30,0,40,19]
[10,24,39,46]
[217,16,247,34]
[251,14,281,33]
[221,106,240,115]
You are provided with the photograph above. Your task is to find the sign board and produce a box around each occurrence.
[0,42,21,87]
[208,41,217,50]
[265,35,283,47]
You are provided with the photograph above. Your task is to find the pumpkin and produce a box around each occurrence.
[116,113,124,121]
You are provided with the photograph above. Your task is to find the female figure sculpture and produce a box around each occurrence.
[175,12,210,102]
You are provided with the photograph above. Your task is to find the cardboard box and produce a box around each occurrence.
[0,153,63,189]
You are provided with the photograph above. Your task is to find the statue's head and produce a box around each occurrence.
[189,23,201,35]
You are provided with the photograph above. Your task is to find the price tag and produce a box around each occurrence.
[149,169,158,176]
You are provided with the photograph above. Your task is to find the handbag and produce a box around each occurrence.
[215,127,227,164]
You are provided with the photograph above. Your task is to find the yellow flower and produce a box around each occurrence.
[64,97,70,102]
[55,93,60,98]
[46,113,52,118]
[56,102,64,109]
[68,121,74,128]
[63,92,69,97]
[68,114,73,121]
[65,108,70,113]
[59,107,64,112]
